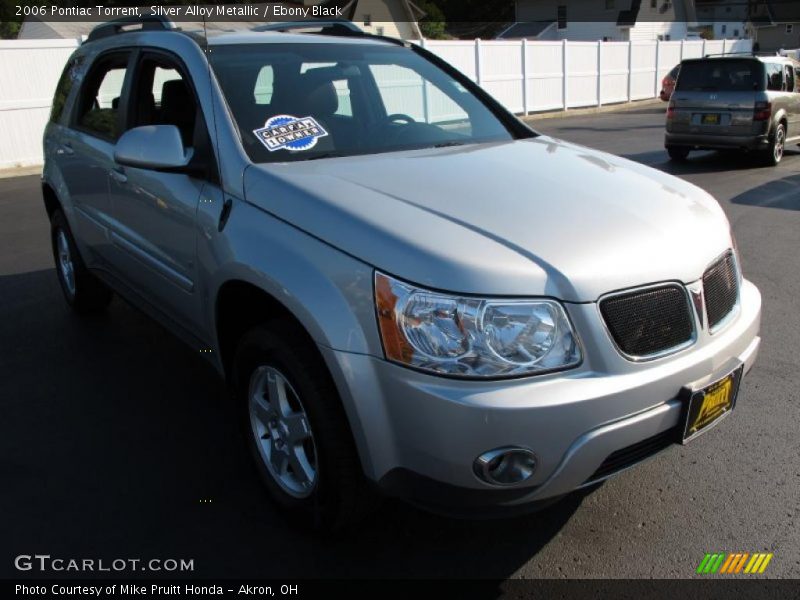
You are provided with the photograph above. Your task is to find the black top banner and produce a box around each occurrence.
[4,1,800,24]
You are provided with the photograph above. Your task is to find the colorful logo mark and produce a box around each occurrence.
[696,552,773,574]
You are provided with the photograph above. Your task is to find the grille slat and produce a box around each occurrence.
[600,285,695,358]
[703,252,739,330]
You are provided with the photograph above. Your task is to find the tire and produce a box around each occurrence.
[233,320,374,533]
[762,122,786,166]
[667,146,690,161]
[50,209,113,314]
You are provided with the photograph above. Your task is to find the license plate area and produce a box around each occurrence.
[702,113,720,125]
[682,365,743,444]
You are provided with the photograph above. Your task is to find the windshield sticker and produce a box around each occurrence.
[253,115,328,152]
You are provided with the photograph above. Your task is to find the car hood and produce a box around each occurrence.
[243,137,732,302]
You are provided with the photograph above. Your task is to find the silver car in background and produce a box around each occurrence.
[42,18,761,531]
[666,54,800,164]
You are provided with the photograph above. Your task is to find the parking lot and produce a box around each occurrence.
[1,106,799,579]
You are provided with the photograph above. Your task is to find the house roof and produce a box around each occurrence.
[495,21,554,40]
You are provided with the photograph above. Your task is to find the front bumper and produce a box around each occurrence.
[320,279,761,514]
[665,132,769,150]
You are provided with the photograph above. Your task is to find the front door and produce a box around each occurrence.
[105,51,221,333]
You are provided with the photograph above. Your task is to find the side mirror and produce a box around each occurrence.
[114,125,193,171]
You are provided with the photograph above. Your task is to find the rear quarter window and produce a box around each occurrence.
[50,55,85,124]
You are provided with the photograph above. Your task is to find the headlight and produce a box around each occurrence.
[375,272,581,378]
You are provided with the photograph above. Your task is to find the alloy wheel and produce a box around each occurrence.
[774,127,785,163]
[56,229,76,298]
[247,366,318,498]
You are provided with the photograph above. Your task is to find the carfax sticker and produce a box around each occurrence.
[253,115,328,152]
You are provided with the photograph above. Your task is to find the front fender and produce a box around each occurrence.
[200,198,382,359]
[198,198,387,478]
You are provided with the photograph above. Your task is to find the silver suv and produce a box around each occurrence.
[665,54,800,164]
[43,18,761,530]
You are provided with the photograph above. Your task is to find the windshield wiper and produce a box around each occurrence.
[294,152,343,161]
[430,141,467,148]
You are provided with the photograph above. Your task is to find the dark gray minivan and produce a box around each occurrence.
[665,55,800,165]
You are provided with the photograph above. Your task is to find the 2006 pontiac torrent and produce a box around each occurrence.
[42,18,761,530]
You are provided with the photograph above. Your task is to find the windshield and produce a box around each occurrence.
[209,42,518,162]
[676,59,764,92]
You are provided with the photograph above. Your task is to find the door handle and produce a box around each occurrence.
[109,167,127,184]
[56,143,74,156]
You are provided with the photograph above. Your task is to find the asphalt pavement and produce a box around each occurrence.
[1,106,799,579]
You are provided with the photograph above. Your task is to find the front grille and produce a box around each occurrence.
[600,285,695,358]
[703,252,739,330]
[584,427,678,484]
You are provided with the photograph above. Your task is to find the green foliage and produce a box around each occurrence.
[0,0,22,39]
[418,0,447,39]
[0,20,20,39]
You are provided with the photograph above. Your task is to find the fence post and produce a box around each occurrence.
[597,40,603,107]
[562,39,569,110]
[627,40,633,102]
[722,38,728,54]
[702,38,706,57]
[654,39,661,98]
[521,38,529,115]
[680,39,685,61]
[475,38,482,86]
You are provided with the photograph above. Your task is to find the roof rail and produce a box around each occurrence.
[86,15,177,43]
[702,51,755,58]
[252,20,363,33]
[251,19,409,48]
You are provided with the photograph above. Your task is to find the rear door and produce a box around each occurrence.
[669,59,762,136]
[60,51,133,264]
[783,63,800,138]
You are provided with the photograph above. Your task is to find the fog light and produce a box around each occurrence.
[473,447,537,486]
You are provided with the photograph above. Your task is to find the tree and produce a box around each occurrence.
[418,1,447,39]
[427,0,515,39]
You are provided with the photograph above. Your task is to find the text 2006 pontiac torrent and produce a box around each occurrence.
[42,19,760,530]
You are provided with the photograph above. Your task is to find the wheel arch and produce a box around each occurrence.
[215,279,323,381]
[214,278,379,480]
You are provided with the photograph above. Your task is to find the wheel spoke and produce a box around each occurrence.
[288,449,315,487]
[266,369,291,417]
[284,412,311,443]
[269,442,288,474]
[251,393,272,428]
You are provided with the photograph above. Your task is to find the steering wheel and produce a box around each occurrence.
[386,113,416,124]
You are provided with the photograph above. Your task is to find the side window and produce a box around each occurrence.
[50,56,84,124]
[130,56,197,148]
[369,64,470,134]
[74,54,130,140]
[766,63,783,91]
[254,65,274,105]
[785,65,795,93]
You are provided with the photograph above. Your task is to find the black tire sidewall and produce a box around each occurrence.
[667,146,689,161]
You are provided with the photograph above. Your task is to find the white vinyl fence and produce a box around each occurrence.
[0,36,752,169]
[420,37,752,117]
[0,38,80,169]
